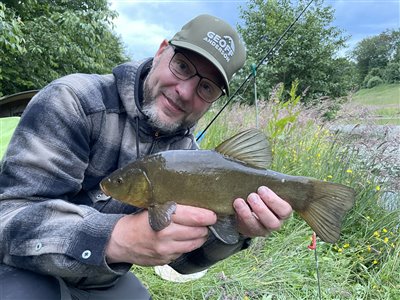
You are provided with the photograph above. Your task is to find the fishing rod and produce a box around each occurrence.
[196,0,315,142]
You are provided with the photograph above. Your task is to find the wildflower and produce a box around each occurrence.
[338,248,343,253]
[383,237,389,244]
[343,243,350,248]
[382,228,388,233]
[373,260,378,265]
[367,245,371,252]
[375,185,381,191]
[373,231,380,238]
[346,169,352,174]
[327,175,333,179]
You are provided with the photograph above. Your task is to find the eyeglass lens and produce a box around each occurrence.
[169,52,223,103]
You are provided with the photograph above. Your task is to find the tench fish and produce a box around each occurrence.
[100,129,355,244]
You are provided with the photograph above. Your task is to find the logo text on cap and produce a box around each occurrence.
[203,32,235,62]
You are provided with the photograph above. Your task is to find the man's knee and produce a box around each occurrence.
[69,271,151,300]
[0,264,61,300]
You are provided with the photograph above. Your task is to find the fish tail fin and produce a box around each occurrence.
[297,180,355,243]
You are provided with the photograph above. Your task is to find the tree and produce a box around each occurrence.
[233,0,353,104]
[353,29,400,85]
[0,0,128,97]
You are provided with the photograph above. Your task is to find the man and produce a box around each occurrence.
[0,15,292,299]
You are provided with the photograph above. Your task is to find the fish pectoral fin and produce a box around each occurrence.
[148,201,177,231]
[209,215,240,245]
[215,128,272,169]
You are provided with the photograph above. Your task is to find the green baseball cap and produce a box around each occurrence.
[170,14,246,96]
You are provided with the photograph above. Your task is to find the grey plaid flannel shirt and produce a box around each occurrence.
[0,59,199,288]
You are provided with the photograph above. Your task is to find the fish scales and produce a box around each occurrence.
[142,150,313,214]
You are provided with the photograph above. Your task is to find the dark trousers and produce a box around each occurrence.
[0,264,151,300]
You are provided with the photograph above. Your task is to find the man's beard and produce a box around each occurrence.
[142,79,192,134]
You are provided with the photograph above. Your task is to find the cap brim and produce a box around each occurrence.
[170,40,230,96]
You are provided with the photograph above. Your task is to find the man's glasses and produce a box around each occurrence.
[169,49,225,103]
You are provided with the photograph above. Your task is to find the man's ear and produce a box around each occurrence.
[154,39,170,58]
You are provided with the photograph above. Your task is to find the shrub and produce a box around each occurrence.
[366,76,383,88]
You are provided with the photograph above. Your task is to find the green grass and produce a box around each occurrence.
[355,84,399,124]
[353,84,400,106]
[0,117,20,159]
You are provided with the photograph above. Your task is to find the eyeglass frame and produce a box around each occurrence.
[168,46,226,103]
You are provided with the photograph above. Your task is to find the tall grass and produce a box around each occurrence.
[132,84,399,299]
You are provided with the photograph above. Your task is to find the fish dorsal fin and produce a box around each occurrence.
[215,128,272,169]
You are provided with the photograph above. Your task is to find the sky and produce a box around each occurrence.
[108,0,400,60]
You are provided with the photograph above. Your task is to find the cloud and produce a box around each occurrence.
[113,16,172,59]
[109,1,177,59]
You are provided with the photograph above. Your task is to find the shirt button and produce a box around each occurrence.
[35,242,42,251]
[82,250,92,259]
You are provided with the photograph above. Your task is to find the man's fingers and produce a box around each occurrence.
[171,204,217,227]
[233,197,269,236]
[257,186,293,220]
[247,193,282,231]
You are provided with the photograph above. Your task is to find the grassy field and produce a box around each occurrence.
[346,84,400,125]
[0,85,398,299]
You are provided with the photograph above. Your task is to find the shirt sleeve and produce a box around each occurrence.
[169,232,252,274]
[0,84,130,287]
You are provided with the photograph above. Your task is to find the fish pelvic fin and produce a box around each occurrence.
[148,201,177,231]
[209,215,240,244]
[215,128,272,169]
[297,180,355,243]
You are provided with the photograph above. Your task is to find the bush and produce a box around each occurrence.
[366,76,383,88]
[383,62,400,83]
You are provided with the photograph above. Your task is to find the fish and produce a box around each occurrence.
[100,128,355,244]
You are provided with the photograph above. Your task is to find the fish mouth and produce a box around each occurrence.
[99,182,108,196]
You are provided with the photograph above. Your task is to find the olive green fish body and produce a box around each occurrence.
[128,150,317,213]
[101,129,355,244]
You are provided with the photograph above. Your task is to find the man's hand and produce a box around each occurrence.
[106,205,217,266]
[233,186,292,237]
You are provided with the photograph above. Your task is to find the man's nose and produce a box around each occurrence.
[175,76,199,101]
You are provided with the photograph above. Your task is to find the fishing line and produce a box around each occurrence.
[314,244,322,300]
[308,232,322,300]
[196,0,315,141]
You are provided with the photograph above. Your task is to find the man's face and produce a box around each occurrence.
[142,40,224,133]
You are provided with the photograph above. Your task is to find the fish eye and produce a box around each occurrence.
[116,177,123,184]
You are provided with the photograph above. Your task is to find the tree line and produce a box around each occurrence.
[1,0,399,102]
[0,0,128,97]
